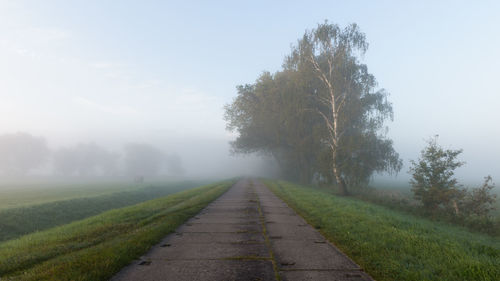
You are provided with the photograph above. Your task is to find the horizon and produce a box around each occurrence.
[1,0,499,184]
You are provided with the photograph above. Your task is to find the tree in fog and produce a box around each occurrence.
[410,136,497,218]
[409,136,465,214]
[164,153,185,175]
[225,22,401,194]
[460,176,497,218]
[0,132,49,176]
[291,22,401,194]
[53,143,119,177]
[225,71,324,183]
[123,143,165,179]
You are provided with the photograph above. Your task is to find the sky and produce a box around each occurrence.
[1,0,499,183]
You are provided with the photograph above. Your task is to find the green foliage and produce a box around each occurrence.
[0,181,203,242]
[410,136,498,225]
[458,177,499,234]
[461,176,497,218]
[409,136,465,214]
[264,180,500,281]
[289,22,401,190]
[353,183,499,235]
[0,181,232,280]
[224,21,401,191]
[224,71,324,183]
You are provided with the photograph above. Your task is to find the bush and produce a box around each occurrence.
[409,136,465,215]
[460,176,497,218]
[408,136,498,234]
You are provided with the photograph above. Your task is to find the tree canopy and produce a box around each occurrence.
[225,22,401,194]
[410,136,497,218]
[409,136,465,213]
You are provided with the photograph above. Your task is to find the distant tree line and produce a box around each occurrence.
[225,21,401,194]
[0,132,49,176]
[0,132,184,180]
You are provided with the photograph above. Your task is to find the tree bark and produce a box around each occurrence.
[332,149,348,195]
[309,52,348,195]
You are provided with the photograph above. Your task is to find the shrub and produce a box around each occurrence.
[460,176,497,218]
[409,136,465,215]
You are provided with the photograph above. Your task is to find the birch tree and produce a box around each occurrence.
[225,22,401,194]
[287,22,401,194]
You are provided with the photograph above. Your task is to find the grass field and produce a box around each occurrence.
[0,181,205,242]
[264,180,500,281]
[0,180,233,280]
[0,182,144,210]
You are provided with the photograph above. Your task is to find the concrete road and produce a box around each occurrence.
[111,179,373,281]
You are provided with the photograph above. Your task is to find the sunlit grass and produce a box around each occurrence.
[0,181,232,280]
[264,180,500,281]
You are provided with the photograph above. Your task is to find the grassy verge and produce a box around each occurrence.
[0,181,233,280]
[0,181,204,242]
[263,180,500,281]
[356,184,500,236]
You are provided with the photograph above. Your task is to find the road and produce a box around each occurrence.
[111,179,373,281]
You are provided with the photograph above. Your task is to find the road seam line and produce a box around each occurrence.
[253,181,282,281]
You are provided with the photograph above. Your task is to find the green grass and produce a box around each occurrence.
[0,182,145,210]
[367,181,500,218]
[263,180,500,281]
[0,181,204,242]
[0,180,232,280]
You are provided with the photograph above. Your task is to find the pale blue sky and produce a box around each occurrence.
[1,0,499,181]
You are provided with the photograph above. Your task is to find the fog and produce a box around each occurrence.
[1,1,500,187]
[0,132,280,184]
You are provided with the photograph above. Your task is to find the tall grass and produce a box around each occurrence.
[0,181,232,280]
[264,180,500,281]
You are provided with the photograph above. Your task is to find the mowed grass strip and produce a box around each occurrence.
[0,181,203,242]
[0,181,233,280]
[263,180,500,281]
